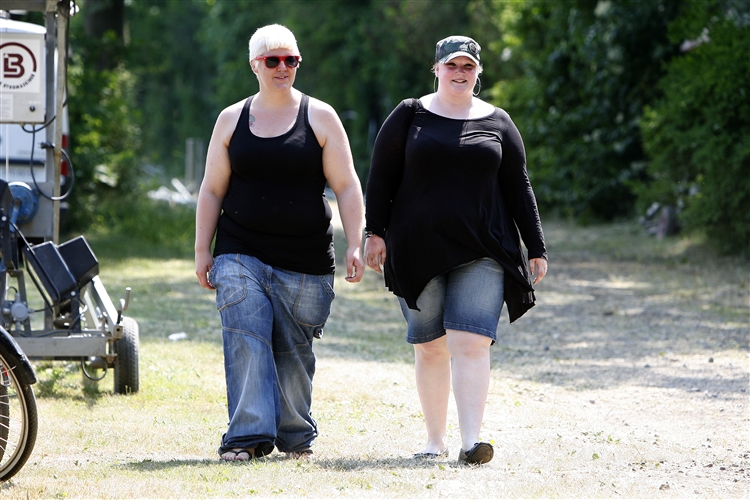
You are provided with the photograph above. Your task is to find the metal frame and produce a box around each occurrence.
[13,276,125,360]
[0,3,138,392]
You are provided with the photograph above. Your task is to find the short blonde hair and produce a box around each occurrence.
[248,24,300,63]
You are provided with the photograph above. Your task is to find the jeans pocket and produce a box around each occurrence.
[213,255,247,312]
[208,253,223,285]
[293,274,335,328]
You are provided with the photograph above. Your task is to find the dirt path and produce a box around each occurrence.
[480,223,749,497]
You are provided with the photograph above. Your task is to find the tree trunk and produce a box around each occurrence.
[82,0,125,70]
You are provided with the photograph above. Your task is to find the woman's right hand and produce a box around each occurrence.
[364,234,386,274]
[195,250,215,290]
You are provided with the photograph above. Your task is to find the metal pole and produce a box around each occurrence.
[53,2,68,244]
[185,137,195,188]
[44,10,55,242]
[41,7,56,332]
[196,138,205,187]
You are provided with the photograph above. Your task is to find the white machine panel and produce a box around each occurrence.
[0,21,46,124]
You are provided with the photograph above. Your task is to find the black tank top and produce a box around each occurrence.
[213,94,335,275]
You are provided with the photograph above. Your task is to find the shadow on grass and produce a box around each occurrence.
[32,360,110,407]
[118,455,468,472]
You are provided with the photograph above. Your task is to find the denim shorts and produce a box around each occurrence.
[398,258,505,344]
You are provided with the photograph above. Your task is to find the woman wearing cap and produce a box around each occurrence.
[364,36,547,465]
[195,24,365,462]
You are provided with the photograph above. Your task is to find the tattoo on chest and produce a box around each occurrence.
[248,113,256,128]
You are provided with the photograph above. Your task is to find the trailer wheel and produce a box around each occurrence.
[113,316,139,394]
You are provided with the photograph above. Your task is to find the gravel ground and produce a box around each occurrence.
[480,222,749,497]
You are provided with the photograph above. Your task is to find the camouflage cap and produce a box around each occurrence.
[435,35,481,65]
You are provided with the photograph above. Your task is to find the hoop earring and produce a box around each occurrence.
[433,76,438,94]
[473,77,482,97]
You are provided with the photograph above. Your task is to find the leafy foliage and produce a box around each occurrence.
[638,0,750,254]
[65,1,213,235]
[66,17,141,232]
[85,194,196,260]
[124,0,215,179]
[490,0,682,222]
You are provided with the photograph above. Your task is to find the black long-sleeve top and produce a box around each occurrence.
[365,99,547,323]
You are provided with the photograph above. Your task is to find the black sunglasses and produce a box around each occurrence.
[254,55,301,69]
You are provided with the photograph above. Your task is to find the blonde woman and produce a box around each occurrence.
[196,24,364,461]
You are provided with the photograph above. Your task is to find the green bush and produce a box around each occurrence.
[82,193,196,261]
[638,0,750,255]
[66,22,142,234]
[491,0,682,222]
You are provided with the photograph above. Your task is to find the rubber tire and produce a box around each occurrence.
[113,316,139,395]
[0,344,38,482]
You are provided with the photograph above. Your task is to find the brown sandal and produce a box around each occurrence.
[458,442,493,465]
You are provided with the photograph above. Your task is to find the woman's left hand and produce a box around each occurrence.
[529,258,548,285]
[364,234,386,274]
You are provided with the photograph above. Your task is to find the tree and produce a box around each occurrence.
[66,0,140,230]
[638,0,750,254]
[124,0,214,178]
[490,0,683,221]
[82,0,125,69]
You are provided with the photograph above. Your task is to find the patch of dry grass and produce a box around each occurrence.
[1,218,748,498]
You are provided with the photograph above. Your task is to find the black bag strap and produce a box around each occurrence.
[408,97,419,124]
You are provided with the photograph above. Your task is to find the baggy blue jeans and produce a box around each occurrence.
[209,253,335,455]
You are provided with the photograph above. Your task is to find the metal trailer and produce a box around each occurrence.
[0,1,139,394]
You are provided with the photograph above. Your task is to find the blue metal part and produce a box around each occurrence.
[8,182,39,226]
